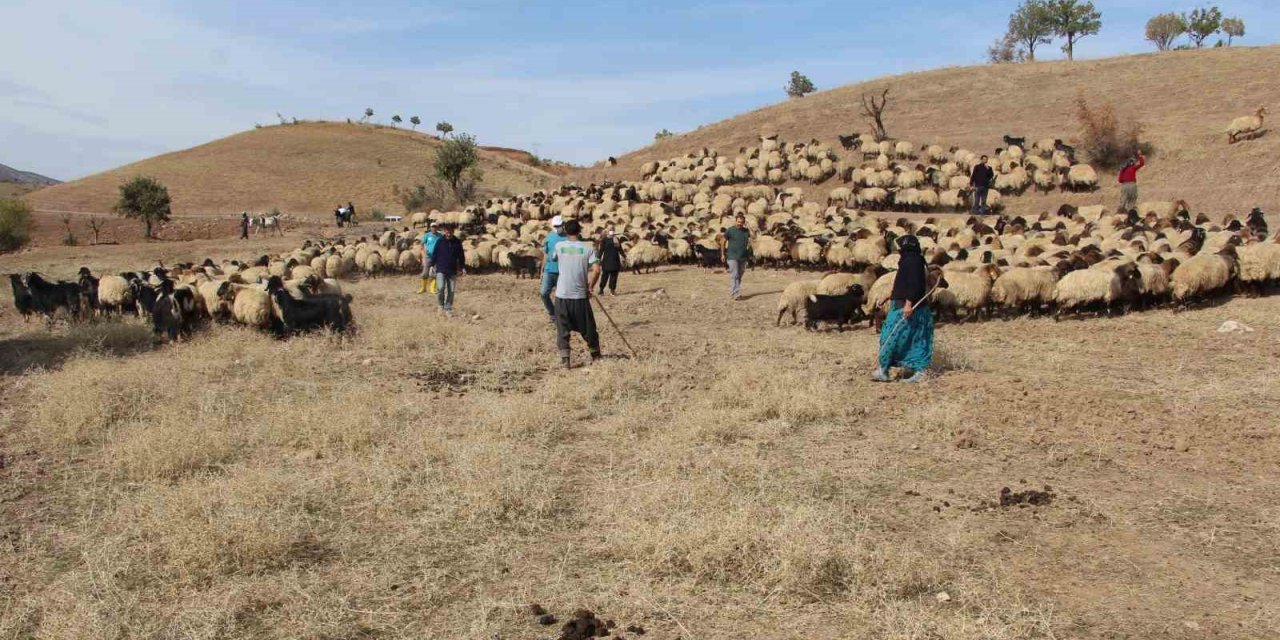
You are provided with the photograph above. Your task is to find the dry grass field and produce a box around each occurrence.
[26,122,560,218]
[2,229,1279,639]
[573,46,1280,217]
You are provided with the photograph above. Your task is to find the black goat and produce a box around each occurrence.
[804,285,866,331]
[837,133,861,150]
[693,245,722,269]
[78,268,99,317]
[21,272,81,321]
[8,273,34,322]
[131,280,158,318]
[508,254,540,279]
[151,280,200,342]
[1246,208,1267,238]
[266,277,353,335]
[1002,134,1026,148]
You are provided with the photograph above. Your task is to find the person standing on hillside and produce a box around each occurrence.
[1117,153,1146,212]
[551,219,602,368]
[240,212,250,239]
[428,224,465,317]
[346,201,357,225]
[417,221,442,294]
[596,229,625,296]
[970,155,994,215]
[539,216,566,322]
[719,214,752,300]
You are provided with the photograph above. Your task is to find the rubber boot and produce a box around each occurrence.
[429,278,438,294]
[416,277,428,294]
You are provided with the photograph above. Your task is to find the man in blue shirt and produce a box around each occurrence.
[417,221,442,294]
[539,216,566,322]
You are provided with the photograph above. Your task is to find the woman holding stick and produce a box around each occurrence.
[873,235,939,383]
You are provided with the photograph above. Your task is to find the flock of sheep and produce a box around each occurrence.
[9,249,356,340]
[7,128,1277,341]
[773,203,1275,330]
[634,132,1097,213]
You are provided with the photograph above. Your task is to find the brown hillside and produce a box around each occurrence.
[27,122,559,218]
[480,146,578,177]
[569,46,1279,216]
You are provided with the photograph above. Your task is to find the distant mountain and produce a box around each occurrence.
[0,163,60,186]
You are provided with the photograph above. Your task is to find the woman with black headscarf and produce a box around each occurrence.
[873,235,937,383]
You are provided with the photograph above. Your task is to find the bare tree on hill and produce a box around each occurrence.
[860,88,892,142]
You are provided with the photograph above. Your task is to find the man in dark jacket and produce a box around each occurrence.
[240,212,250,239]
[596,229,625,295]
[970,156,994,214]
[428,224,466,316]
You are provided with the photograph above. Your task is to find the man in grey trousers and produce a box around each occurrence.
[551,219,602,368]
[719,214,752,300]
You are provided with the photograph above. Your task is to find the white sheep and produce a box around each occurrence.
[777,280,820,326]
[1226,106,1267,144]
[936,264,1000,321]
[1171,247,1238,304]
[991,266,1060,315]
[1064,164,1098,192]
[1053,269,1119,318]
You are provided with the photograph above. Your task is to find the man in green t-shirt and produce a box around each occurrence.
[719,214,752,300]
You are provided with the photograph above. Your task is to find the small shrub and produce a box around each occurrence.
[62,232,78,246]
[0,198,33,252]
[1075,95,1152,169]
[369,207,386,221]
[654,129,675,141]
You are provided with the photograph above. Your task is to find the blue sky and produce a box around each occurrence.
[2,0,1276,180]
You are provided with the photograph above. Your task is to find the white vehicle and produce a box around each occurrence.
[385,215,403,222]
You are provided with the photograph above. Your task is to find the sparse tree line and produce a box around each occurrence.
[989,0,1102,63]
[356,108,454,137]
[989,0,1247,63]
[1145,7,1245,51]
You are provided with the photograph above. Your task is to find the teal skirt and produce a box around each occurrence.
[878,302,934,372]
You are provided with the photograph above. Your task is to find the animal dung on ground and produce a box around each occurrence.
[998,485,1055,507]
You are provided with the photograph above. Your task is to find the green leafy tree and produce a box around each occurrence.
[362,107,374,123]
[1220,16,1244,45]
[654,129,675,141]
[434,133,482,202]
[410,115,421,130]
[114,176,172,239]
[0,198,33,252]
[785,71,816,98]
[435,121,454,138]
[1046,0,1101,60]
[391,114,402,128]
[1007,0,1054,61]
[1185,6,1222,48]
[1145,12,1187,50]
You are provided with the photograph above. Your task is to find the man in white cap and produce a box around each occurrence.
[416,221,442,294]
[539,215,566,321]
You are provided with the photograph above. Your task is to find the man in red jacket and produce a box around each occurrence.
[1118,153,1146,212]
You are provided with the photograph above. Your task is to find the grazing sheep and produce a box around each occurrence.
[1172,246,1239,305]
[96,275,134,316]
[991,266,1062,316]
[1226,106,1267,144]
[229,283,276,331]
[1053,263,1140,319]
[777,280,820,326]
[1064,164,1099,192]
[1237,242,1280,294]
[937,263,1000,321]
